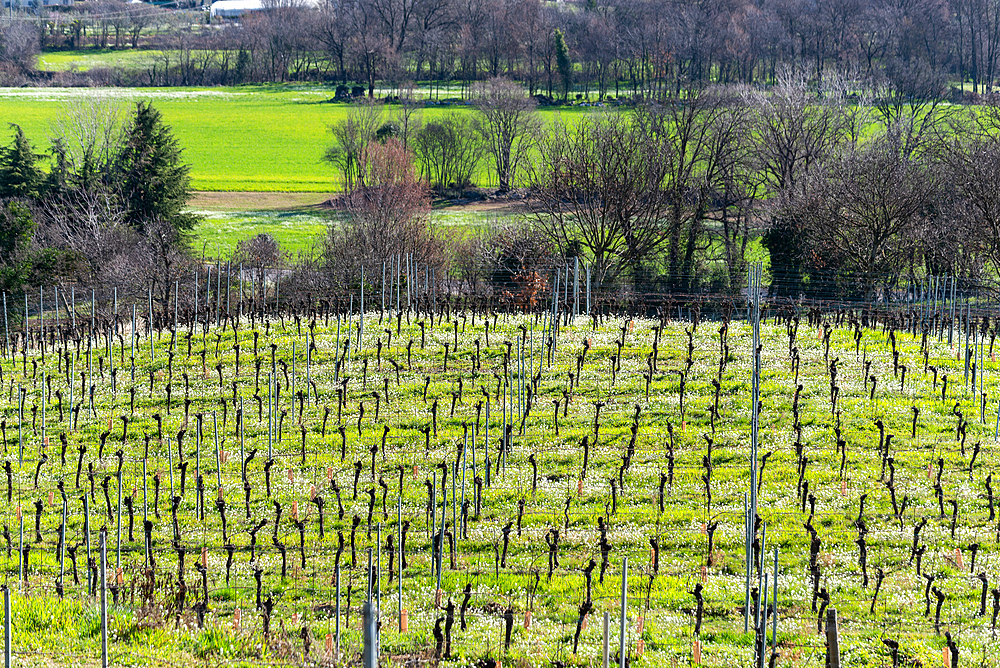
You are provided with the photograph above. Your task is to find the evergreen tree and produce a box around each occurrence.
[0,124,42,200]
[115,101,196,234]
[0,200,33,267]
[43,138,70,196]
[554,29,572,101]
[0,201,34,292]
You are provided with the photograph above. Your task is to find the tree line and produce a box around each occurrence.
[314,75,1000,302]
[2,0,998,99]
[2,77,1000,304]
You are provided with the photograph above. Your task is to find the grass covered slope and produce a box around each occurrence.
[0,87,597,192]
[0,302,996,666]
[0,88,339,192]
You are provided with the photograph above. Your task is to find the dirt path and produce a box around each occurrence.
[188,191,331,211]
[189,191,529,215]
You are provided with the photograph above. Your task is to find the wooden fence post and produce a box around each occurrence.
[826,607,840,668]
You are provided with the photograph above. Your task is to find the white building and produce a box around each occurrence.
[209,0,261,17]
[210,0,317,18]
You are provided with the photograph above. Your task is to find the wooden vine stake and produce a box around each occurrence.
[826,608,840,668]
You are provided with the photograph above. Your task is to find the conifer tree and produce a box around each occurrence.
[115,101,196,234]
[0,124,42,200]
[554,29,572,102]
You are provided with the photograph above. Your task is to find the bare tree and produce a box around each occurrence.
[0,21,38,76]
[110,2,133,49]
[34,188,141,287]
[48,93,128,193]
[935,98,1000,280]
[326,138,440,283]
[474,77,541,191]
[745,70,851,294]
[36,188,192,304]
[345,0,396,98]
[314,0,351,84]
[781,131,934,298]
[697,94,762,292]
[234,233,286,307]
[392,84,423,150]
[127,2,158,49]
[86,0,115,49]
[411,112,483,192]
[635,87,750,291]
[745,70,850,193]
[142,216,193,309]
[871,57,951,157]
[529,111,672,286]
[407,0,456,84]
[324,100,386,190]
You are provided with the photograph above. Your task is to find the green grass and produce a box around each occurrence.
[0,291,997,666]
[188,206,518,259]
[37,49,165,72]
[190,209,331,257]
[0,86,600,192]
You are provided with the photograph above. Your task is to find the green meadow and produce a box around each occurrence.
[37,49,165,72]
[0,86,598,192]
[190,206,513,259]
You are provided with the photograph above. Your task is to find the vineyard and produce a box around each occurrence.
[0,273,997,668]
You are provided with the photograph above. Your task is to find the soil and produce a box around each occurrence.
[188,191,530,215]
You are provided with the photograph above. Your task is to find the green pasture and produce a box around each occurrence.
[191,209,331,258]
[37,49,165,72]
[189,205,518,259]
[0,80,943,195]
[0,86,599,192]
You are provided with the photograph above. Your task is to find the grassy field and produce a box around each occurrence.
[190,208,331,258]
[189,204,517,259]
[37,49,165,72]
[0,86,599,192]
[0,286,996,666]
